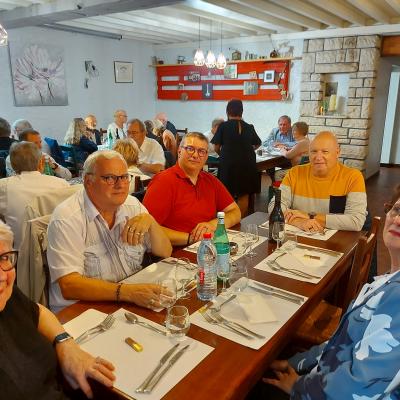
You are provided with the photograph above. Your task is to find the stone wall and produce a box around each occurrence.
[299,35,382,171]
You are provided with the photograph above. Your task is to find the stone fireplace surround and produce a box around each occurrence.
[299,35,381,172]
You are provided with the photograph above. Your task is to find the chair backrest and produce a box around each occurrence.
[175,128,188,149]
[0,157,6,178]
[343,216,381,309]
[37,230,50,306]
[164,150,176,168]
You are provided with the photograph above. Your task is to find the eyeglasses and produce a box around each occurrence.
[182,145,208,158]
[0,251,18,272]
[386,204,400,219]
[100,174,132,185]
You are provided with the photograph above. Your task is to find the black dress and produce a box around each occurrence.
[212,119,261,196]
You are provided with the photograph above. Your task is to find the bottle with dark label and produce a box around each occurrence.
[269,188,285,241]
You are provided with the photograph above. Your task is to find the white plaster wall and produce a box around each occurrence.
[0,26,156,142]
[154,39,303,141]
[366,57,400,177]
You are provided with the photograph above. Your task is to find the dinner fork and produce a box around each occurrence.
[267,261,321,280]
[198,309,253,339]
[75,314,115,344]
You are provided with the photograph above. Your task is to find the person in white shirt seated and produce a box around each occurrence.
[11,118,32,139]
[126,118,165,176]
[204,117,224,159]
[112,138,150,194]
[106,109,128,145]
[6,129,72,180]
[47,150,172,312]
[0,141,69,249]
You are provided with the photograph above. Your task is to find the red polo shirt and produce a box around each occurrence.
[143,164,234,232]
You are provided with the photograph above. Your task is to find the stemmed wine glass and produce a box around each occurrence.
[158,278,177,310]
[216,260,231,293]
[175,258,195,299]
[230,258,249,292]
[245,224,259,257]
[272,222,285,249]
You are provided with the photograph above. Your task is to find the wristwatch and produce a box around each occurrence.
[308,212,316,220]
[53,332,73,346]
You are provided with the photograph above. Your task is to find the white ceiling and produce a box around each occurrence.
[0,0,400,44]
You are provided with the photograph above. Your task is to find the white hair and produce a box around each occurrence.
[83,150,127,177]
[0,220,14,247]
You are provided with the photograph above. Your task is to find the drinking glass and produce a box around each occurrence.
[166,305,190,340]
[282,231,297,251]
[158,278,177,310]
[216,260,230,293]
[272,222,285,249]
[245,224,259,257]
[175,258,195,299]
[229,258,249,292]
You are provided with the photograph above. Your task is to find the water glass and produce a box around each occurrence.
[216,260,231,293]
[282,231,297,251]
[175,258,195,299]
[158,278,177,309]
[245,224,259,257]
[271,222,285,249]
[230,258,249,292]
[166,305,190,340]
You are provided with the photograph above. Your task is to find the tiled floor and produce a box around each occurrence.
[254,166,400,275]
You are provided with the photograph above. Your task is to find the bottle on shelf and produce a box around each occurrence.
[269,188,285,241]
[213,211,230,280]
[197,232,217,301]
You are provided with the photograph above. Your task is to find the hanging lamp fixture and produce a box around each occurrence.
[216,22,226,69]
[0,23,8,46]
[205,20,216,68]
[193,17,205,66]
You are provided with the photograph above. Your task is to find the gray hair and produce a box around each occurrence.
[211,118,224,129]
[180,132,209,147]
[0,118,11,138]
[10,141,41,174]
[0,220,14,247]
[83,150,126,178]
[278,115,291,124]
[12,119,32,134]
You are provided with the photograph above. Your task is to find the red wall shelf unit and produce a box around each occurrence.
[154,58,292,101]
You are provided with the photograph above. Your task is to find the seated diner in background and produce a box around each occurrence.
[262,187,400,399]
[47,150,172,312]
[112,138,150,194]
[204,117,224,159]
[263,115,296,149]
[106,109,127,145]
[0,220,116,399]
[143,132,241,246]
[85,114,102,145]
[269,131,367,233]
[126,118,165,176]
[152,118,177,157]
[0,117,17,151]
[11,118,32,139]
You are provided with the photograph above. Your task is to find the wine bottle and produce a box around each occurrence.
[269,188,285,241]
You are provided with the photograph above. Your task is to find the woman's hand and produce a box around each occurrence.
[263,359,299,394]
[56,340,115,399]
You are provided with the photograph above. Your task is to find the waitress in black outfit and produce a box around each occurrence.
[212,99,261,215]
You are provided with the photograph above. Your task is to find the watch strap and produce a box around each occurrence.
[53,332,72,346]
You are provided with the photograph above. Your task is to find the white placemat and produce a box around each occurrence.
[64,308,213,400]
[254,242,343,283]
[191,280,306,350]
[184,230,267,260]
[258,221,337,241]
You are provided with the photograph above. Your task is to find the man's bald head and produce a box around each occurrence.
[309,131,340,177]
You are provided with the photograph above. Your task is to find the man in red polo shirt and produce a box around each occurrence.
[143,132,241,245]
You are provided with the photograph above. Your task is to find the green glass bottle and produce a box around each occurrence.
[43,159,54,176]
[213,211,230,281]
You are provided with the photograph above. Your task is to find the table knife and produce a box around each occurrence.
[143,345,190,393]
[252,282,305,302]
[250,285,303,305]
[296,244,341,257]
[135,343,179,393]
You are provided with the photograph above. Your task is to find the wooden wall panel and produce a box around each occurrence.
[382,36,400,57]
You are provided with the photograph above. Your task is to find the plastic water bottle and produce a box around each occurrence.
[197,232,217,301]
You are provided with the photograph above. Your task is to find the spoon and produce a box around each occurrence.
[125,312,166,335]
[210,294,236,312]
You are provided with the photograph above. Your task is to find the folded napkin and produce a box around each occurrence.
[277,248,329,269]
[235,292,277,324]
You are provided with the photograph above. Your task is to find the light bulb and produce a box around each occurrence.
[194,49,205,66]
[216,52,227,69]
[205,50,216,69]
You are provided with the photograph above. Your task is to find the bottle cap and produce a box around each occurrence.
[217,211,225,218]
[203,232,212,239]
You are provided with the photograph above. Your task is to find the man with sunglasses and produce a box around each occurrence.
[47,150,172,312]
[143,132,241,245]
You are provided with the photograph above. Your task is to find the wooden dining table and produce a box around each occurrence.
[57,212,362,400]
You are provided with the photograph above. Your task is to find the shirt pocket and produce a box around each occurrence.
[123,244,145,274]
[83,244,107,279]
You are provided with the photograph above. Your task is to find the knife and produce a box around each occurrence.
[252,282,305,302]
[135,343,179,393]
[296,244,341,257]
[143,345,190,393]
[250,284,303,304]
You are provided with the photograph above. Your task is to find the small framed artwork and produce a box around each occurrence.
[263,70,275,83]
[114,61,133,83]
[202,83,213,99]
[224,64,237,79]
[244,81,258,95]
[249,70,258,79]
[188,71,201,82]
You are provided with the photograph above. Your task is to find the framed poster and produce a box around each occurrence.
[114,61,133,83]
[263,70,275,83]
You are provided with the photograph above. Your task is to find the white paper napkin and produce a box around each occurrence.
[235,292,277,324]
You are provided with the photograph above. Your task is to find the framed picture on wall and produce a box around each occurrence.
[263,70,275,83]
[114,61,133,83]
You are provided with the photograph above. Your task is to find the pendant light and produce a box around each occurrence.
[205,20,216,69]
[193,17,205,66]
[0,23,8,46]
[216,22,226,70]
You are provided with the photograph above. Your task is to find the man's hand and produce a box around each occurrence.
[122,213,154,245]
[263,359,299,395]
[189,221,216,243]
[121,283,162,309]
[56,340,115,399]
[273,142,286,149]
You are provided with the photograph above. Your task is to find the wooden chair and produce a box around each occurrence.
[38,231,50,307]
[175,128,188,149]
[295,216,381,346]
